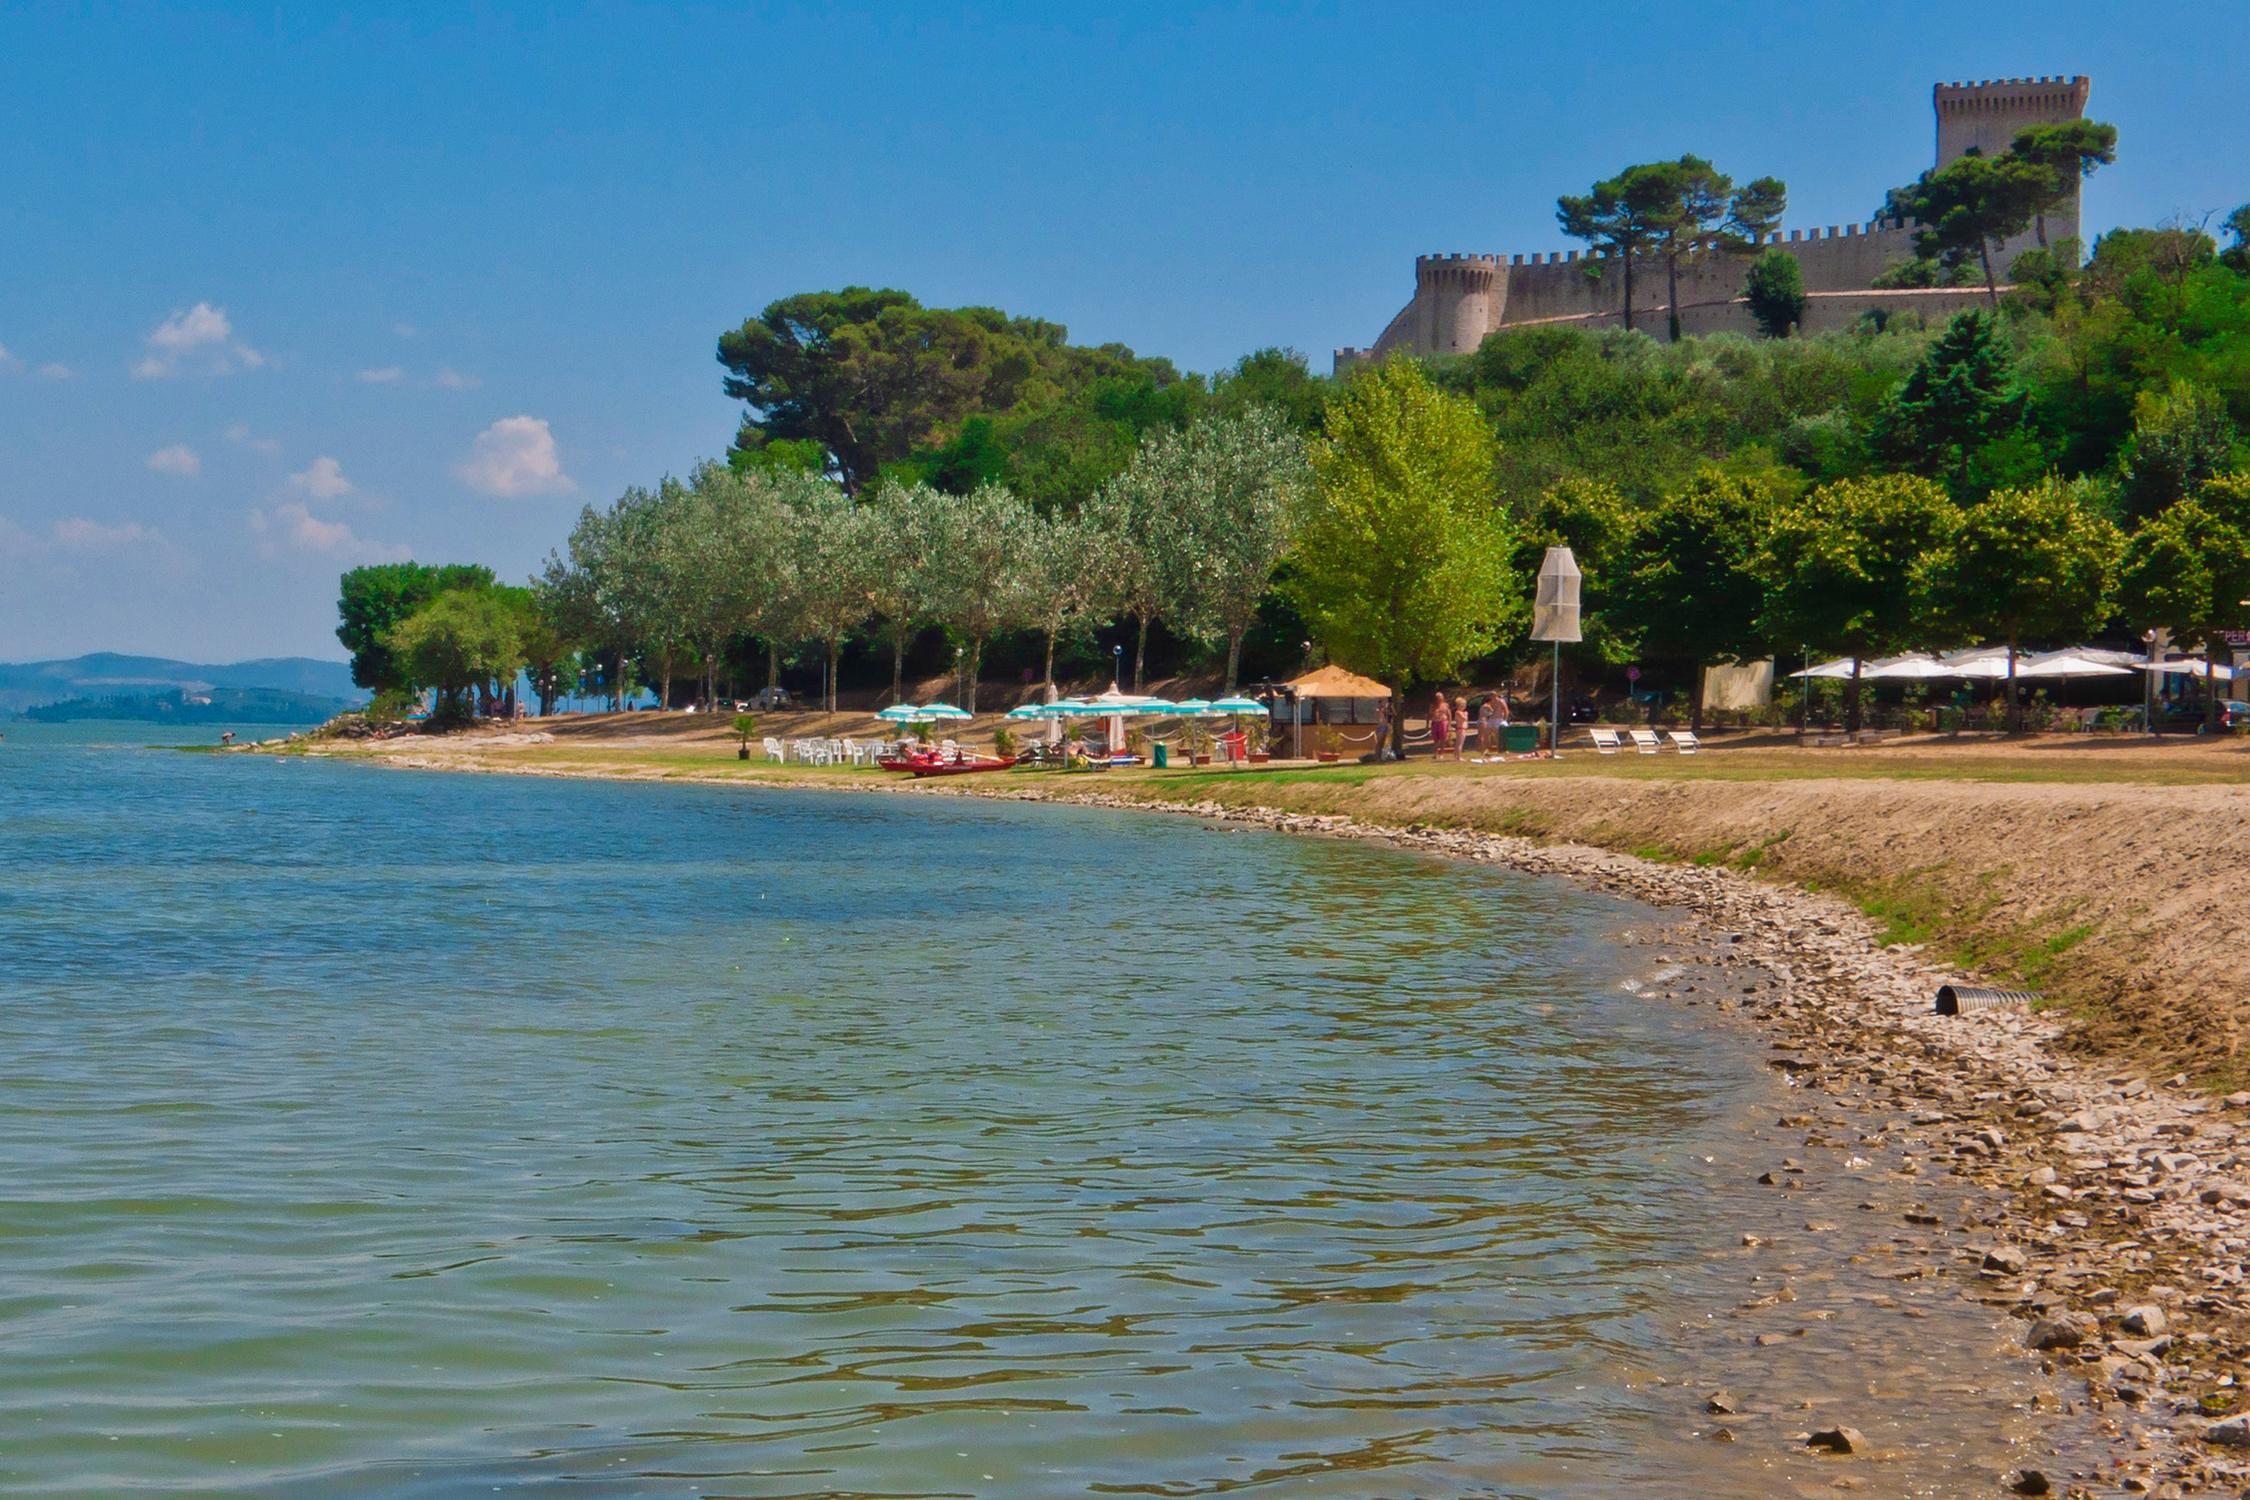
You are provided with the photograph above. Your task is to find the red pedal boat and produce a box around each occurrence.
[880,749,1018,777]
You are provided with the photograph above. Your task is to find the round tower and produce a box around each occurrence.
[1413,254,1505,356]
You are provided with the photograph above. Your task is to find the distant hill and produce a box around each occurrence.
[23,686,355,726]
[0,654,363,717]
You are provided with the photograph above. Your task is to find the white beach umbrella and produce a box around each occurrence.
[1933,647,2016,679]
[1788,656,1868,679]
[877,702,971,723]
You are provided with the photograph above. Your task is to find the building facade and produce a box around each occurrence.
[1334,76,2090,372]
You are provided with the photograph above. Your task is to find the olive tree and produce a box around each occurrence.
[917,482,1032,713]
[1115,408,1307,689]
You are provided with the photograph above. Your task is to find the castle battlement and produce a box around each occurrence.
[1336,76,2088,373]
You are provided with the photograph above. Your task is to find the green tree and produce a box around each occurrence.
[335,562,495,693]
[717,288,1182,496]
[780,483,876,713]
[1288,361,1522,756]
[1085,471,1166,691]
[1881,149,2052,306]
[1607,470,1781,729]
[1921,478,2123,730]
[1116,409,1307,689]
[385,587,524,722]
[1557,170,1666,334]
[1742,248,1806,338]
[917,483,1033,713]
[1015,508,1111,700]
[2116,379,2242,523]
[2007,119,2118,250]
[1636,156,1787,342]
[859,478,945,704]
[539,503,642,711]
[2222,204,2250,275]
[2118,497,2250,732]
[1870,311,2023,491]
[1757,473,1962,730]
[1210,347,1329,433]
[497,582,577,715]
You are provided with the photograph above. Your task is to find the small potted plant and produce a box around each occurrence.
[1315,725,1341,763]
[733,712,757,760]
[1246,720,1271,764]
[993,725,1017,760]
[1184,719,1211,765]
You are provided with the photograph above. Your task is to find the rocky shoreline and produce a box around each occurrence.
[960,785,2250,1496]
[318,746,2250,1492]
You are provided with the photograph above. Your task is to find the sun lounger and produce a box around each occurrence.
[1629,729,1662,754]
[1588,727,1622,754]
[1668,730,1700,754]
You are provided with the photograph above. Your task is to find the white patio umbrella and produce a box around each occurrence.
[2136,657,2235,681]
[1787,656,1865,680]
[1862,654,1959,680]
[2015,649,2133,680]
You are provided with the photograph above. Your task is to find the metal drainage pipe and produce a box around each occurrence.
[1934,984,2039,1015]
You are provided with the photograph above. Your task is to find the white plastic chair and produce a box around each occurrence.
[1669,730,1701,754]
[1588,727,1622,754]
[762,736,785,763]
[1629,729,1662,754]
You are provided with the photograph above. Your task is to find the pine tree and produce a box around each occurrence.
[1870,311,2023,491]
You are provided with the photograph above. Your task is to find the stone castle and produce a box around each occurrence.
[1334,75,2091,372]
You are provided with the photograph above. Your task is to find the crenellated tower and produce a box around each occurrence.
[1411,253,1506,356]
[1935,74,2094,251]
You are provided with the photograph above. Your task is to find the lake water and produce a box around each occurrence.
[0,724,2076,1497]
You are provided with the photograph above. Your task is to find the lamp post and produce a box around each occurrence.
[1532,547,1582,757]
[1111,643,1123,694]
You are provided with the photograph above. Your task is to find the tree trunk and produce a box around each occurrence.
[612,649,626,712]
[2035,212,2049,250]
[826,638,839,714]
[2209,657,2222,734]
[765,644,779,696]
[964,637,982,714]
[889,629,906,706]
[658,653,672,712]
[1978,239,1999,308]
[1689,663,1705,733]
[1133,614,1149,693]
[1845,656,1865,733]
[1621,252,1635,333]
[1224,630,1243,691]
[1665,249,1682,343]
[1043,628,1057,702]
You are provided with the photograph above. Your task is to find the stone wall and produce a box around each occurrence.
[1335,74,2089,372]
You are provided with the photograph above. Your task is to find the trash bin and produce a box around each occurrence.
[1152,742,1168,769]
[1504,724,1540,754]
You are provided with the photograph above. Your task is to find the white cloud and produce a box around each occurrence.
[433,366,480,390]
[132,301,263,378]
[224,422,282,456]
[0,340,18,370]
[393,322,420,339]
[455,415,572,497]
[356,365,405,384]
[146,444,202,477]
[249,501,406,562]
[52,516,168,552]
[37,362,75,380]
[289,455,354,499]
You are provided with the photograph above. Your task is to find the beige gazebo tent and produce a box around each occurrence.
[1279,665,1391,758]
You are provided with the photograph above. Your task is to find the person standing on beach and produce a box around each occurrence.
[1429,692,1451,760]
[1455,704,1472,760]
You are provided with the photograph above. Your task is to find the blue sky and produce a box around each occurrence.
[3,1,2244,663]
